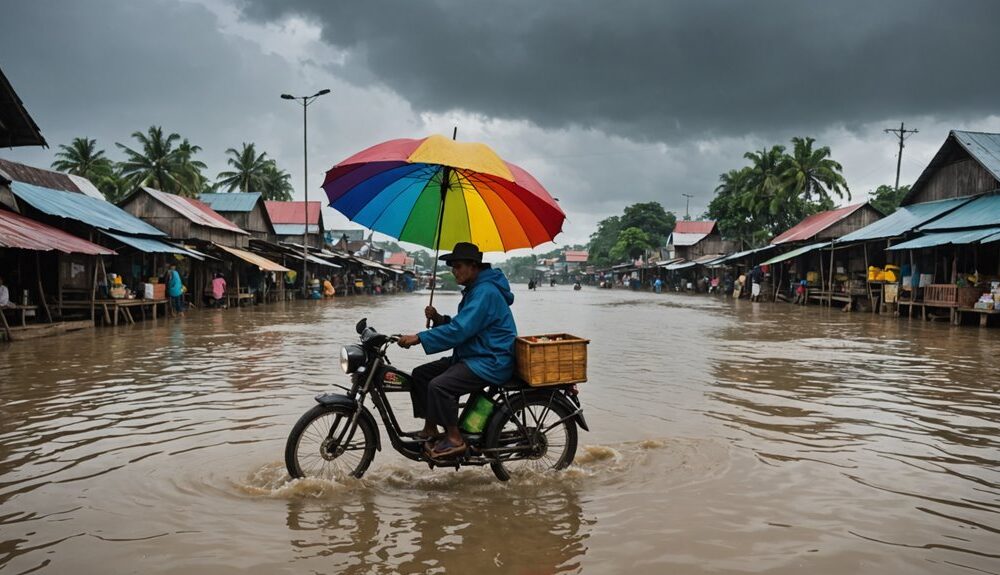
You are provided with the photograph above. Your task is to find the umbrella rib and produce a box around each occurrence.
[461,170,507,252]
[454,169,473,246]
[364,165,436,236]
[401,165,441,246]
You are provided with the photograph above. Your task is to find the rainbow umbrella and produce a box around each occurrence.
[322,134,565,312]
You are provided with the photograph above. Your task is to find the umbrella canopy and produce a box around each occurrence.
[321,135,564,252]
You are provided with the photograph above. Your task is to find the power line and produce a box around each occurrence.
[884,122,918,192]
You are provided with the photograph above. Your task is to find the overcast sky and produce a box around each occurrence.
[3,0,999,257]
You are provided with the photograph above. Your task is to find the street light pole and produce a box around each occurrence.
[281,89,330,297]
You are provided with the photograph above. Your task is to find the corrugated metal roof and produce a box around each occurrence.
[564,250,588,262]
[919,193,1000,231]
[712,245,777,264]
[198,192,263,213]
[887,227,1000,250]
[0,158,79,192]
[10,181,166,236]
[273,223,320,235]
[66,174,105,200]
[669,232,709,246]
[143,188,248,234]
[903,131,1000,206]
[265,201,322,225]
[838,196,971,243]
[673,220,716,234]
[665,261,697,271]
[0,68,46,148]
[770,203,867,245]
[102,231,194,256]
[0,209,115,254]
[761,242,830,265]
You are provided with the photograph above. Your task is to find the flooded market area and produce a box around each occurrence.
[1,286,999,574]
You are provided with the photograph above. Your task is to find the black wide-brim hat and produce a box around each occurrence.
[439,242,483,264]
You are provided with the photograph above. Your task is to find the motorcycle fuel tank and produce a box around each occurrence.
[379,366,413,392]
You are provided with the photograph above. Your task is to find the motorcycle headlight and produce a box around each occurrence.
[340,344,366,374]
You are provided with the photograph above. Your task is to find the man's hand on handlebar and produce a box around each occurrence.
[424,306,444,325]
[397,334,420,349]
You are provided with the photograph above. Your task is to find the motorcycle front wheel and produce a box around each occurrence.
[285,404,377,480]
[485,395,578,481]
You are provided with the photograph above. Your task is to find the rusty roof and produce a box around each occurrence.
[770,203,868,245]
[0,158,80,192]
[142,188,248,234]
[673,220,717,234]
[563,250,588,262]
[265,201,322,225]
[0,208,115,254]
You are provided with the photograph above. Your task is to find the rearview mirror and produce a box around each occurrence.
[355,318,367,334]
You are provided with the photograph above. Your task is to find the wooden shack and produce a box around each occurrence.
[119,187,250,248]
[666,220,734,261]
[198,192,275,242]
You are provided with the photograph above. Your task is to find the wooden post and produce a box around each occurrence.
[864,243,875,313]
[828,243,835,308]
[90,258,99,323]
[35,253,51,323]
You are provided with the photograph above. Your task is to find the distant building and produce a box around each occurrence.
[199,192,276,243]
[265,200,326,248]
[666,220,734,261]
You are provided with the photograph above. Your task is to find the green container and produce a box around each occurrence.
[459,394,495,434]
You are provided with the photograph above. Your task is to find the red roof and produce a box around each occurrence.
[144,188,248,234]
[563,250,588,263]
[265,201,322,225]
[770,203,866,245]
[673,220,717,234]
[384,252,414,266]
[0,209,116,254]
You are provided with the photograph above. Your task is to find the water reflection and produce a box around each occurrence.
[281,475,591,574]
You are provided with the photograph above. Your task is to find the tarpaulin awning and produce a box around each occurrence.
[0,209,115,254]
[886,227,1000,251]
[761,242,831,265]
[10,181,166,236]
[213,244,290,272]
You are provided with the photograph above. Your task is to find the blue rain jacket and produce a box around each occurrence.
[418,267,517,385]
[167,270,184,297]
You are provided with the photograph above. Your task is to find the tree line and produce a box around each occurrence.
[50,126,295,202]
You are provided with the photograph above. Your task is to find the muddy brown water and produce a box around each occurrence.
[1,286,998,574]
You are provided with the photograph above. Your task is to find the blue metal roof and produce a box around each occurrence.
[274,223,320,235]
[11,181,165,236]
[760,242,830,266]
[919,193,1000,231]
[887,227,1000,251]
[838,196,971,242]
[102,231,191,255]
[198,192,262,213]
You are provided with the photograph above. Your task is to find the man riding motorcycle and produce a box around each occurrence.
[397,242,517,459]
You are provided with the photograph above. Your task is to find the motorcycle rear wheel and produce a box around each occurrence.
[485,395,578,481]
[285,404,377,480]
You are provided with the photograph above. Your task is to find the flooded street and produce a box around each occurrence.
[1,286,998,574]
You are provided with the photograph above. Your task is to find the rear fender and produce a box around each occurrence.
[314,393,382,451]
[504,389,590,432]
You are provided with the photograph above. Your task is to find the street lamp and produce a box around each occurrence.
[281,89,331,297]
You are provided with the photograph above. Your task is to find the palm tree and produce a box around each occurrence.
[782,136,850,204]
[174,139,208,198]
[260,160,294,201]
[214,143,271,193]
[51,137,115,182]
[741,145,788,216]
[115,126,189,194]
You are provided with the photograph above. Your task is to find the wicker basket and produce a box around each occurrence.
[515,334,589,387]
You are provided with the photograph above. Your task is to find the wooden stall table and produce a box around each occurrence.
[225,290,256,308]
[60,299,166,326]
[955,307,1000,327]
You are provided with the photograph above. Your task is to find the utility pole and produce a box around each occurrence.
[884,122,918,192]
[681,193,694,220]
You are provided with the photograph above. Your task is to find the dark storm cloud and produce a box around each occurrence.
[240,0,1000,142]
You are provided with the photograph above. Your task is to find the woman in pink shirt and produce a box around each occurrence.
[211,273,227,308]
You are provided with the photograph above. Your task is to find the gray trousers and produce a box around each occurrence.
[410,358,489,427]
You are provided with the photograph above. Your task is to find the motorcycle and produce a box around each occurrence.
[285,319,589,482]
